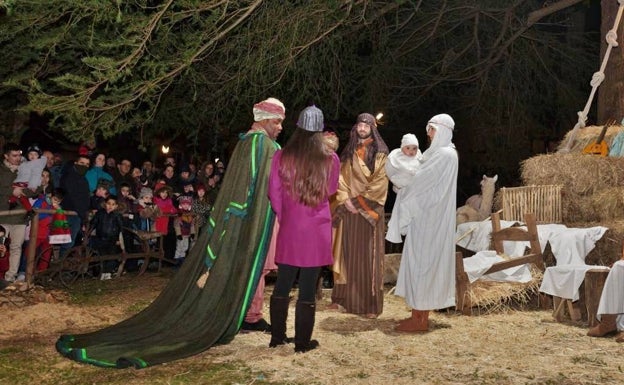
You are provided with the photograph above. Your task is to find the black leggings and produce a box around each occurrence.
[272,264,321,303]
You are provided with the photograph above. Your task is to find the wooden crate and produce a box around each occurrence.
[500,185,562,224]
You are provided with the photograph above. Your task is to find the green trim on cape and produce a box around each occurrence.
[56,131,279,368]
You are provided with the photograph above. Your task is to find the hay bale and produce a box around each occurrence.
[557,124,624,153]
[520,154,624,223]
[521,153,624,196]
[590,188,624,221]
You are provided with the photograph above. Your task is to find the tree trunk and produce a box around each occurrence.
[598,0,624,123]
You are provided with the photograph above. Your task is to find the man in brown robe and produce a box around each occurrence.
[329,113,389,318]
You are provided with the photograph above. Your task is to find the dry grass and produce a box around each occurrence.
[2,272,624,385]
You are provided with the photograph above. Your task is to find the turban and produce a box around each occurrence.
[253,97,286,122]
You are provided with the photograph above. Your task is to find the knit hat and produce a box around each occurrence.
[139,187,153,199]
[401,134,419,148]
[253,98,286,122]
[27,144,42,156]
[177,195,193,211]
[296,105,324,132]
[356,113,377,129]
[48,209,72,244]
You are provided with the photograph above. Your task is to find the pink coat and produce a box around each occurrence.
[153,196,177,234]
[268,150,340,267]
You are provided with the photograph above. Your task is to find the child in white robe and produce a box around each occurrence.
[385,133,422,192]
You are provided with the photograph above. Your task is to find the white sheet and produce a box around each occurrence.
[455,220,608,265]
[456,219,609,300]
[540,265,610,301]
[462,250,532,283]
[456,220,519,252]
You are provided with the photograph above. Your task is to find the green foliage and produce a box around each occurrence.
[0,0,598,172]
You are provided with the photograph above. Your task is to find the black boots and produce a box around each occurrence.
[269,296,292,347]
[294,301,319,353]
[269,297,319,353]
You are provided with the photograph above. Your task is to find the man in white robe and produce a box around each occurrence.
[386,113,458,332]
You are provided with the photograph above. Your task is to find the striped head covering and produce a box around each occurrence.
[296,105,324,132]
[253,98,286,122]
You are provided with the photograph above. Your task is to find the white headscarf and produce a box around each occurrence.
[422,113,455,161]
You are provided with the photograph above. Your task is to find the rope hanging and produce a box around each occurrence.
[560,0,624,152]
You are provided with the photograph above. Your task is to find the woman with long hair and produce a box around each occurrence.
[267,105,340,353]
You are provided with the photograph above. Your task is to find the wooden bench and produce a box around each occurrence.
[119,228,175,275]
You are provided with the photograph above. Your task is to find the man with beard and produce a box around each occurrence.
[328,113,389,318]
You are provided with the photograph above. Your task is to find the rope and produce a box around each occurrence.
[560,1,624,152]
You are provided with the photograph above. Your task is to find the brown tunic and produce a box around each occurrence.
[331,151,388,315]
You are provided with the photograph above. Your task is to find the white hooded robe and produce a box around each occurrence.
[388,114,458,310]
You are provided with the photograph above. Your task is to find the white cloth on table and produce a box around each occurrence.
[547,226,608,265]
[456,220,608,266]
[596,261,624,329]
[456,219,609,302]
[537,225,608,301]
[539,265,609,301]
[455,220,520,252]
[462,250,532,283]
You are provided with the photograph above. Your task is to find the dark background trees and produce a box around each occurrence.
[0,0,620,201]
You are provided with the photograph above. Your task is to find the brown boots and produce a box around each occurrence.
[395,309,429,333]
[587,314,617,337]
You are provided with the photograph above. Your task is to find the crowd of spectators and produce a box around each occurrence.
[0,142,225,284]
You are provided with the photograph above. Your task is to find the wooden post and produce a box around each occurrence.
[584,269,610,328]
[25,210,39,287]
[455,251,470,315]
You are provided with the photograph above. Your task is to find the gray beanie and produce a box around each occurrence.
[139,187,153,199]
[296,105,324,132]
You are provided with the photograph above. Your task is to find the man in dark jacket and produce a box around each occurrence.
[59,154,91,256]
[0,143,34,282]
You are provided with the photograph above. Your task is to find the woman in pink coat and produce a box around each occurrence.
[267,105,340,353]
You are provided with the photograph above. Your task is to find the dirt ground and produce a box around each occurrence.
[2,272,624,385]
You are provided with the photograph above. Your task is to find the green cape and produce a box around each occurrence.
[56,131,278,368]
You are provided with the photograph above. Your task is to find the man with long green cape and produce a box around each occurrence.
[56,98,286,368]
